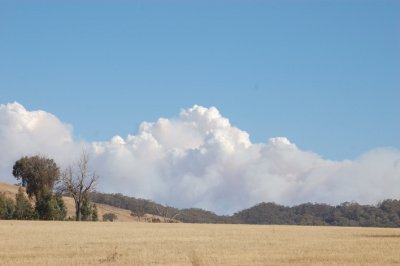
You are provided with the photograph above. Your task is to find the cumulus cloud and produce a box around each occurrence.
[0,103,81,178]
[0,102,399,214]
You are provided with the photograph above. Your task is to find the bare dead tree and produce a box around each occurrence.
[156,205,181,223]
[61,151,98,221]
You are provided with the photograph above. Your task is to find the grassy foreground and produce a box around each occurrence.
[0,221,399,265]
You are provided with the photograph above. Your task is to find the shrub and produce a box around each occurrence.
[13,187,35,220]
[103,212,118,222]
[0,193,15,219]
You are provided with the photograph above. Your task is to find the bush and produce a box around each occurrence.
[0,193,15,219]
[92,204,98,221]
[81,197,98,221]
[103,212,118,222]
[13,187,35,220]
[35,191,66,220]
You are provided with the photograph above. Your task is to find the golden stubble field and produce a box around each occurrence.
[0,221,399,265]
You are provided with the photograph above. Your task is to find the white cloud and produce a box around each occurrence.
[0,102,399,214]
[0,102,82,179]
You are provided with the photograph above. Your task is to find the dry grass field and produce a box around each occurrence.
[0,221,399,266]
[1,182,400,265]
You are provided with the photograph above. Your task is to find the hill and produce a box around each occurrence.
[90,191,231,223]
[2,182,400,227]
[232,201,400,227]
[91,190,400,227]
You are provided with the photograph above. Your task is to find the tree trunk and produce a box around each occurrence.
[76,201,81,221]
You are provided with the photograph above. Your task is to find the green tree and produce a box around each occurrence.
[0,193,15,219]
[12,156,60,199]
[12,155,65,220]
[13,187,35,220]
[54,194,67,220]
[81,195,97,221]
[92,204,98,221]
[35,191,66,220]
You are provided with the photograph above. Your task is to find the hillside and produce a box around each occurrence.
[3,182,400,227]
[91,190,400,227]
[0,182,137,222]
[90,191,229,223]
[232,201,400,227]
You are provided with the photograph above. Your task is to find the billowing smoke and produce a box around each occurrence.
[1,102,399,214]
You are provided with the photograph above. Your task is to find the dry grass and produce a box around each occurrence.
[0,221,399,265]
[1,182,399,265]
[0,182,20,199]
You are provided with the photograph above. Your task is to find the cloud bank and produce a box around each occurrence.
[0,102,399,214]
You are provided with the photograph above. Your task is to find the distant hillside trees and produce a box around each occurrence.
[91,192,233,223]
[90,191,400,227]
[12,156,66,220]
[178,208,233,224]
[156,205,181,223]
[91,192,163,218]
[129,199,150,221]
[60,152,98,221]
[232,201,400,227]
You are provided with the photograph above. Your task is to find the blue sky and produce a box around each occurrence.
[1,0,399,160]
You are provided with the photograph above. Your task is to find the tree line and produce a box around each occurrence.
[232,201,400,227]
[0,153,98,221]
[91,192,400,227]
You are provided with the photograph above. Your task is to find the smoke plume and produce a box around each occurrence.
[1,102,399,214]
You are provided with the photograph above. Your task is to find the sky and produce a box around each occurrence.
[0,1,399,213]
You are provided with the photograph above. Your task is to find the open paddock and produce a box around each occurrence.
[0,221,399,265]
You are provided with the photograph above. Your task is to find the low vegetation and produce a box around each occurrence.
[102,212,118,222]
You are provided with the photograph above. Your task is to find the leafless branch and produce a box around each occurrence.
[60,151,98,221]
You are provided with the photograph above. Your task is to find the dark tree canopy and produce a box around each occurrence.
[11,155,65,220]
[81,196,98,221]
[12,156,60,199]
[35,190,66,220]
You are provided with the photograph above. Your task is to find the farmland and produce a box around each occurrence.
[0,221,399,265]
